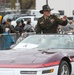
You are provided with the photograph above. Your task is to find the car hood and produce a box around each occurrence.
[0,49,73,68]
[0,49,61,68]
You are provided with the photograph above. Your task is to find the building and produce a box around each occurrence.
[36,0,74,20]
[0,0,10,11]
[0,0,10,6]
[0,0,10,3]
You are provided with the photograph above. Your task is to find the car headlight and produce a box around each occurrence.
[42,69,54,74]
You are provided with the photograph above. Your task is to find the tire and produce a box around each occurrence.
[58,61,70,75]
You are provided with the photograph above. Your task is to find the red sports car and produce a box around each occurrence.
[0,34,74,75]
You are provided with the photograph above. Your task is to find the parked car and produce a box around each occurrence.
[2,14,26,23]
[0,34,74,75]
[11,16,38,28]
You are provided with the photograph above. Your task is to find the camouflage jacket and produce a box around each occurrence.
[35,15,68,34]
[3,24,17,33]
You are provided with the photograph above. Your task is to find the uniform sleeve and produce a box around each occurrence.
[3,25,6,32]
[35,19,42,34]
[56,17,68,26]
[9,25,17,33]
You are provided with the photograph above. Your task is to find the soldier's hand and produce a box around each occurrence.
[62,16,67,21]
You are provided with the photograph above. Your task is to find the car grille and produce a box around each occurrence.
[20,71,37,75]
[21,74,36,75]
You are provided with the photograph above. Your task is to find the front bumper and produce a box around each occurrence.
[0,65,59,75]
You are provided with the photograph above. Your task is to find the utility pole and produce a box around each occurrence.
[15,0,20,14]
[46,0,48,5]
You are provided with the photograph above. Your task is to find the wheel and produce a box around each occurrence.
[58,61,70,75]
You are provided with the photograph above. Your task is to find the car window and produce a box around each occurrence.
[17,18,23,22]
[23,18,31,21]
[17,18,31,22]
[34,18,38,20]
[15,35,74,49]
[3,14,14,20]
[13,14,26,20]
[13,15,19,20]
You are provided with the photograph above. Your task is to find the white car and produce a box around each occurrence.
[0,34,74,75]
[2,14,26,23]
[11,16,38,28]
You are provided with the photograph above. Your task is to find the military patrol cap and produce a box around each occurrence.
[40,5,53,14]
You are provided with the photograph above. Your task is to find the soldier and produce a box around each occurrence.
[35,5,68,34]
[3,19,17,33]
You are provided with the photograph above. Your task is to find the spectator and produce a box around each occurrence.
[69,21,74,29]
[3,19,17,33]
[59,21,74,34]
[21,19,25,28]
[15,21,23,34]
[3,28,15,50]
[24,19,34,32]
[0,15,3,23]
[0,15,4,34]
[0,24,3,34]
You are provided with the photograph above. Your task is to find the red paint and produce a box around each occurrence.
[44,61,60,67]
[0,61,60,68]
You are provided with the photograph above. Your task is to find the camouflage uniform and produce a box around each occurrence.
[35,15,67,34]
[3,24,17,33]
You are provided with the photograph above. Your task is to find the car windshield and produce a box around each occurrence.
[14,35,74,49]
[3,14,14,20]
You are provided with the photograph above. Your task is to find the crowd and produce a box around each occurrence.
[0,4,74,50]
[0,19,34,34]
[0,17,34,50]
[0,5,74,35]
[58,20,74,34]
